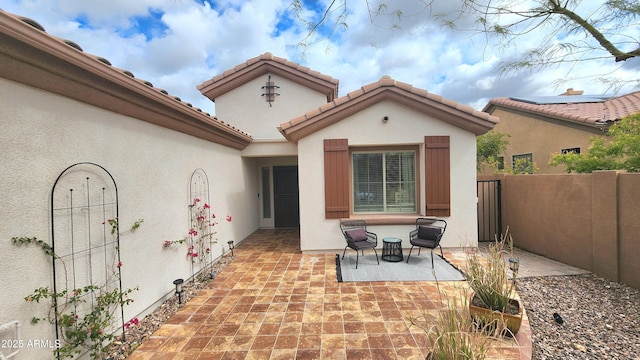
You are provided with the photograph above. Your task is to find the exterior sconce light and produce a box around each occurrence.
[227,240,235,257]
[508,257,519,286]
[261,75,280,107]
[173,278,184,305]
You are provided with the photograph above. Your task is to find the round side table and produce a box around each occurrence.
[381,237,403,262]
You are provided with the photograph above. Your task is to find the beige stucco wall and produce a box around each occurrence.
[618,173,640,288]
[214,74,328,140]
[0,78,260,359]
[297,100,479,252]
[489,170,640,289]
[487,108,604,174]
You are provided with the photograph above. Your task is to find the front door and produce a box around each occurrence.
[273,166,299,227]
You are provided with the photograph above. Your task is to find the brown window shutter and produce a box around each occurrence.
[425,136,450,216]
[324,139,350,219]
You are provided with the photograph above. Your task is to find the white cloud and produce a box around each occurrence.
[3,0,639,119]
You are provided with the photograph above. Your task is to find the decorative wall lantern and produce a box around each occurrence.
[261,75,280,106]
[173,278,184,305]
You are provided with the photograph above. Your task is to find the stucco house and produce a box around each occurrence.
[0,9,496,358]
[197,52,498,252]
[482,89,640,174]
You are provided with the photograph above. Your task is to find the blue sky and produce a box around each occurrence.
[3,0,639,116]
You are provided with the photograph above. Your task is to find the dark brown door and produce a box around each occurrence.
[273,166,299,227]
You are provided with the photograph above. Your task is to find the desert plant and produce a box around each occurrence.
[409,280,505,359]
[463,228,517,314]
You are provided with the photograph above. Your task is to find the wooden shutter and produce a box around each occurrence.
[425,136,450,216]
[324,139,350,219]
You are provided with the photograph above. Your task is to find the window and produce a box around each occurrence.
[352,151,416,213]
[261,167,271,218]
[561,147,580,154]
[512,153,534,174]
[323,137,450,219]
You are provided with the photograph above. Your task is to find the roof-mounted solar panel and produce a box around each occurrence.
[510,95,612,105]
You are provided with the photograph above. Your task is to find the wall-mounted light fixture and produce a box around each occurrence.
[261,75,280,107]
[173,278,184,305]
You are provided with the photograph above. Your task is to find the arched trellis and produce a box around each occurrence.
[188,168,212,276]
[50,162,125,357]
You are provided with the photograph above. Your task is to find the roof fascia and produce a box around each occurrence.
[198,61,338,102]
[279,87,498,142]
[484,101,607,132]
[0,13,252,149]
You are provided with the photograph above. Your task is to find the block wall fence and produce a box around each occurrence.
[479,171,640,289]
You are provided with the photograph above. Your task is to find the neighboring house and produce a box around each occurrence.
[0,9,497,358]
[482,89,640,174]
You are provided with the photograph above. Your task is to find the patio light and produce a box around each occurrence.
[173,278,184,305]
[508,257,519,286]
[228,240,235,257]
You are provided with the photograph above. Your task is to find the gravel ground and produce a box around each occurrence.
[518,274,640,360]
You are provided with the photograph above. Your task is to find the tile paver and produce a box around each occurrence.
[128,229,532,359]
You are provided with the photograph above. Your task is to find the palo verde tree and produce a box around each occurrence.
[290,0,640,89]
[549,113,640,173]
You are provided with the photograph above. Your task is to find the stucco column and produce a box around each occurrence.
[591,170,620,282]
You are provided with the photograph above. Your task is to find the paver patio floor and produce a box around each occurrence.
[127,228,531,359]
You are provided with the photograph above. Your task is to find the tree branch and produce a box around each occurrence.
[549,1,639,61]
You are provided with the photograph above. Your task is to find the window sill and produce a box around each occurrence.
[343,214,436,225]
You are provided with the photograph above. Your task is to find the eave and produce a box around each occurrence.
[279,76,499,143]
[197,52,339,103]
[0,11,252,150]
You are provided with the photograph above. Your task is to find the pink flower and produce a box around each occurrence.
[117,261,123,268]
[204,203,210,209]
[194,198,200,203]
[226,214,232,222]
[124,317,139,329]
[188,228,198,236]
[206,248,211,253]
[211,213,216,218]
[163,240,172,248]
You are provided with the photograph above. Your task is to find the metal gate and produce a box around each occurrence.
[477,179,502,242]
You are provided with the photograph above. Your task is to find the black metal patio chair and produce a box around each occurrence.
[340,220,379,269]
[406,218,447,268]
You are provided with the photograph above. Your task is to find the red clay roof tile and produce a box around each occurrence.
[485,91,640,128]
[278,76,498,142]
[197,52,339,102]
[0,9,252,148]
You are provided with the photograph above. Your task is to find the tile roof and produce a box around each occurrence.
[484,91,640,128]
[197,52,339,102]
[278,75,499,142]
[0,10,252,149]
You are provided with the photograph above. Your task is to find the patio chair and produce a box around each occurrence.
[406,218,447,268]
[340,220,380,269]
